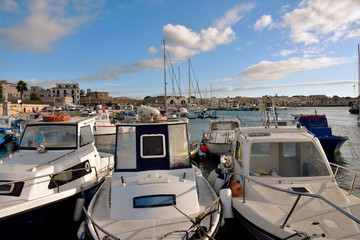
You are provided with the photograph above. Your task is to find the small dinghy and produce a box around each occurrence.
[82,108,221,240]
[0,115,114,239]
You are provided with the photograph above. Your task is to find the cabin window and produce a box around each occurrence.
[140,134,166,158]
[80,125,94,147]
[20,125,77,149]
[116,126,136,169]
[235,141,243,167]
[318,119,326,126]
[310,120,318,126]
[133,194,176,208]
[48,160,92,189]
[249,141,330,177]
[168,124,190,168]
[282,143,296,157]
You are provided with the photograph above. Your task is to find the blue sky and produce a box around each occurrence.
[1,0,360,99]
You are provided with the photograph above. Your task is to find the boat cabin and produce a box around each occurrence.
[19,117,95,151]
[234,126,332,179]
[210,119,239,131]
[296,115,332,137]
[115,120,191,172]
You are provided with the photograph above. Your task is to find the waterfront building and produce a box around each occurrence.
[0,80,20,101]
[51,83,80,105]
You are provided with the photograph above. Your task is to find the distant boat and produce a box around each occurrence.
[202,118,240,155]
[93,110,116,136]
[293,113,348,153]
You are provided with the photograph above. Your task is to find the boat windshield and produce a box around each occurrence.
[249,141,330,177]
[20,125,77,149]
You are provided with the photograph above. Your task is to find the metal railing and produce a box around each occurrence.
[233,172,360,229]
[330,162,359,196]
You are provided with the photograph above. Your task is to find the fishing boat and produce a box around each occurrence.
[214,125,360,239]
[93,110,116,136]
[0,115,114,239]
[82,109,221,240]
[293,113,348,153]
[201,118,240,156]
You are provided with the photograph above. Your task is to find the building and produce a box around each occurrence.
[80,89,113,106]
[51,83,80,105]
[0,80,20,101]
[23,86,52,100]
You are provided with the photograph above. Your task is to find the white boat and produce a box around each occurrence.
[93,110,116,136]
[0,116,114,238]
[201,118,240,155]
[83,114,222,240]
[218,125,360,239]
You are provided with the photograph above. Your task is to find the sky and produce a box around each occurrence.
[1,0,360,99]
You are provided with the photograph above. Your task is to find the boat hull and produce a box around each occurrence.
[94,125,116,135]
[204,142,231,155]
[232,207,286,240]
[318,136,348,153]
[0,185,98,240]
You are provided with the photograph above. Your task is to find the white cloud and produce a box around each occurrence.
[254,14,273,31]
[147,46,158,54]
[283,0,360,45]
[240,57,349,83]
[161,4,254,60]
[280,49,296,57]
[74,58,163,81]
[214,3,255,29]
[0,0,102,53]
[214,77,238,83]
[0,0,19,13]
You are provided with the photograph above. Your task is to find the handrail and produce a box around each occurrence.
[233,172,360,226]
[82,207,120,240]
[330,162,360,195]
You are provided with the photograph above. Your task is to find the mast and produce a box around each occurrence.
[188,58,191,105]
[358,44,360,109]
[163,40,167,115]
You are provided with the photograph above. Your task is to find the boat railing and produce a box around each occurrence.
[82,206,120,240]
[203,131,236,144]
[0,164,112,193]
[233,172,360,228]
[330,162,360,195]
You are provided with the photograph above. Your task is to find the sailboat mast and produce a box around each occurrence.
[358,44,360,107]
[163,40,167,115]
[188,58,191,105]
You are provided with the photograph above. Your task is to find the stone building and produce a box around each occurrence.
[51,83,80,105]
[0,80,20,101]
[80,89,113,106]
[23,86,52,100]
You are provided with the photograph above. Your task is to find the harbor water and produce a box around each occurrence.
[2,106,360,239]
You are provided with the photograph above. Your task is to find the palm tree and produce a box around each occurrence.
[16,80,28,101]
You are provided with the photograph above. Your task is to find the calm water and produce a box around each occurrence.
[3,107,360,239]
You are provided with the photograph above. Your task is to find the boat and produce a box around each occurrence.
[209,109,219,118]
[213,124,360,239]
[201,118,240,155]
[293,113,348,153]
[0,115,114,239]
[93,109,116,136]
[0,115,15,142]
[82,110,222,240]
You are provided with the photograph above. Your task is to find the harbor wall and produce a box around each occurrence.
[0,103,49,116]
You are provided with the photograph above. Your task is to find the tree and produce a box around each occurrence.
[30,92,40,101]
[16,80,28,100]
[80,89,86,97]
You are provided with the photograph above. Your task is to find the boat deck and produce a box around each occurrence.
[89,167,219,240]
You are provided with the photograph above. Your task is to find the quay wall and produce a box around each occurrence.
[0,103,49,116]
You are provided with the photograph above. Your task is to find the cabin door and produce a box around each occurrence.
[136,125,170,171]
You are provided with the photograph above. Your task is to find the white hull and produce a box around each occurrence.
[93,125,116,135]
[205,142,231,155]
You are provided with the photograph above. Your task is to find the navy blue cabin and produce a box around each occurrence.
[298,115,332,137]
[114,121,192,172]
